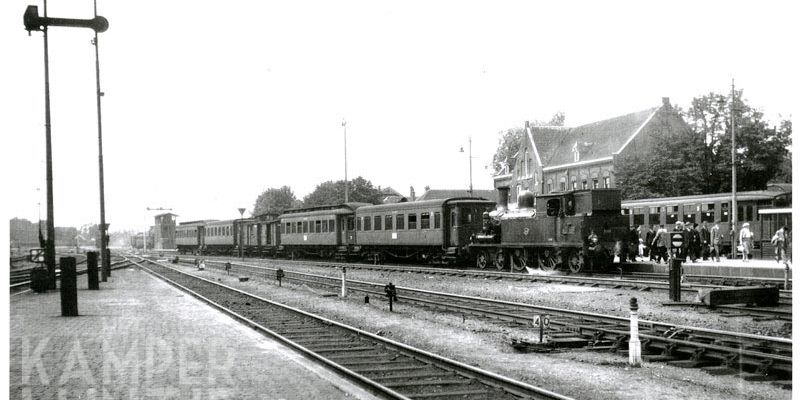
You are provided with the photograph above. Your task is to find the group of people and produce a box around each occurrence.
[619,221,791,265]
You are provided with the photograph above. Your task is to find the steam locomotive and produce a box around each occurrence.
[469,188,628,273]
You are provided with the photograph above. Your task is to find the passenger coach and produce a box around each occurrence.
[355,197,495,264]
[621,184,791,255]
[279,203,371,259]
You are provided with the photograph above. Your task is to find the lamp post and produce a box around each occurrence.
[342,120,349,203]
[92,0,110,280]
[459,136,474,195]
[730,79,738,260]
[238,208,246,261]
[23,3,109,289]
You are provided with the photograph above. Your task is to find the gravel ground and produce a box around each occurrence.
[248,262,791,338]
[176,262,791,400]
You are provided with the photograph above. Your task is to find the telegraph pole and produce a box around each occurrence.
[730,79,737,258]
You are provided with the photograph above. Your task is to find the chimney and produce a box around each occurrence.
[662,97,670,107]
[409,186,416,201]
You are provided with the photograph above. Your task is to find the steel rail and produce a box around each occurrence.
[135,257,573,400]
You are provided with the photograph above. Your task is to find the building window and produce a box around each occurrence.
[572,142,579,162]
[408,214,417,229]
[592,179,599,189]
[396,214,404,230]
[421,212,431,229]
[571,180,577,190]
[603,177,610,188]
[434,212,441,229]
[582,180,588,189]
[560,182,566,191]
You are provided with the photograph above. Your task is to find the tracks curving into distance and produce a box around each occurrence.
[133,257,572,400]
[191,258,792,387]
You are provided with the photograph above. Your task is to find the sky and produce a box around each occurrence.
[1,0,797,233]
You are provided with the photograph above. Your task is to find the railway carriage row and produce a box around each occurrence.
[173,184,790,273]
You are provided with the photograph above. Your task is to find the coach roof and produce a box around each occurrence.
[357,197,494,213]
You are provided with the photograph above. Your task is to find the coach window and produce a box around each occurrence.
[385,215,393,230]
[648,207,661,225]
[683,204,697,223]
[633,208,645,226]
[315,220,321,233]
[374,216,381,231]
[421,212,431,229]
[408,214,417,229]
[666,206,679,224]
[330,219,335,231]
[357,217,362,231]
[296,222,301,233]
[396,214,404,230]
[721,203,729,222]
[321,220,327,233]
[434,212,441,229]
[701,203,715,223]
[364,216,371,231]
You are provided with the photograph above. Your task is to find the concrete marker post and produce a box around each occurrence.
[86,251,99,290]
[59,257,78,316]
[628,297,641,367]
[340,267,347,297]
[784,263,790,290]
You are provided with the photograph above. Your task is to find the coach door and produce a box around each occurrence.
[449,207,458,247]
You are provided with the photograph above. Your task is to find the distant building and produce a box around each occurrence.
[152,213,177,249]
[378,186,407,204]
[494,97,690,206]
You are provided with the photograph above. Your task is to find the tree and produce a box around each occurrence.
[615,90,791,198]
[303,176,384,207]
[491,112,565,173]
[252,186,300,216]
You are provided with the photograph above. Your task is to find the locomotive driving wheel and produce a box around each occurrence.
[538,249,558,272]
[566,250,584,274]
[475,251,489,269]
[494,250,506,270]
[510,249,527,272]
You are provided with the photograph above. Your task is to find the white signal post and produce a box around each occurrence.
[340,266,347,297]
[628,298,642,367]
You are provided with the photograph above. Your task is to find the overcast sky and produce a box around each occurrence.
[2,0,796,232]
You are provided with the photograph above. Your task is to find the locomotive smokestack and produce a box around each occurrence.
[497,187,509,211]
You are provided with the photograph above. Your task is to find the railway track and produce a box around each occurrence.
[10,255,129,294]
[179,254,791,306]
[186,259,792,387]
[133,257,573,400]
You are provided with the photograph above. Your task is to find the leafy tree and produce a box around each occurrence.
[303,176,384,207]
[252,186,300,216]
[491,112,565,173]
[616,90,791,198]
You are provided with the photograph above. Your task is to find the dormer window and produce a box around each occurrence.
[572,142,580,162]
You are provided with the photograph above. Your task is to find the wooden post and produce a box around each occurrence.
[59,257,78,316]
[86,251,99,290]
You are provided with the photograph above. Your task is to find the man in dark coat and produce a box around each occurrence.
[625,225,639,262]
[645,225,656,261]
[686,222,700,263]
[699,222,711,260]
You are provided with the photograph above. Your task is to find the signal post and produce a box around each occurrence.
[668,224,687,302]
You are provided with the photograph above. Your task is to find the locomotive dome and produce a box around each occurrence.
[517,191,535,209]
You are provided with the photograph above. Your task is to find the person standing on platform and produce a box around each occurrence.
[628,225,640,262]
[700,222,710,261]
[772,226,791,265]
[645,225,656,261]
[710,221,722,262]
[739,223,753,262]
[652,225,668,264]
[685,222,699,263]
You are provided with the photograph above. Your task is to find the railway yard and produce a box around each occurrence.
[9,251,792,400]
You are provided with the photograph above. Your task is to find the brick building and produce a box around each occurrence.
[494,97,690,206]
[152,213,177,249]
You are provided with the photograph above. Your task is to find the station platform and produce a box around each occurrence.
[624,257,791,280]
[9,266,378,400]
